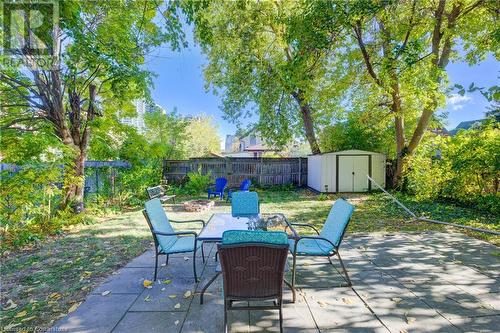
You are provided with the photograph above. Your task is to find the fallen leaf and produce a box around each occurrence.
[49,292,61,299]
[161,263,167,267]
[169,295,177,299]
[342,297,354,305]
[143,280,153,289]
[101,291,111,296]
[163,279,172,285]
[4,299,18,310]
[68,302,81,313]
[4,323,21,330]
[183,257,189,261]
[161,288,166,291]
[391,297,402,304]
[184,291,192,299]
[15,310,27,318]
[174,303,181,309]
[174,320,180,326]
[317,301,328,308]
[404,312,416,324]
[144,295,151,302]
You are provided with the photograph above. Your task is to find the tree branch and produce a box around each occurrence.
[353,21,382,87]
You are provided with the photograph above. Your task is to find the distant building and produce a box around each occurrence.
[223,129,276,157]
[120,99,146,131]
[429,127,450,137]
[448,119,487,136]
[120,99,165,132]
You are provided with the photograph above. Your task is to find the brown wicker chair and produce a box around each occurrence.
[217,230,289,333]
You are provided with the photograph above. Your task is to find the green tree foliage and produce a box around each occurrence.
[184,115,221,158]
[184,0,351,154]
[0,0,184,211]
[326,0,499,186]
[144,109,188,160]
[407,121,499,214]
[319,109,394,154]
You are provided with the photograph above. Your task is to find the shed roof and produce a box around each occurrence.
[309,149,385,156]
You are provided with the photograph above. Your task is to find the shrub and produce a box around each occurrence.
[0,163,84,250]
[183,170,212,195]
[406,121,499,214]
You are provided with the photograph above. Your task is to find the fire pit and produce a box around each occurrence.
[183,200,215,212]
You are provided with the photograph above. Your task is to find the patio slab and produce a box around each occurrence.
[52,232,499,332]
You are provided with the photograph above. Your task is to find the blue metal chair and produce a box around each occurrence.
[288,198,355,302]
[226,179,252,202]
[207,177,228,200]
[143,198,205,281]
[231,191,259,217]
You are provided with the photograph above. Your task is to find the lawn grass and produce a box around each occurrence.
[1,189,498,331]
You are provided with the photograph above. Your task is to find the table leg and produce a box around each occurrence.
[200,271,221,304]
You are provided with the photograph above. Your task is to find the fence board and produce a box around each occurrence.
[163,157,308,187]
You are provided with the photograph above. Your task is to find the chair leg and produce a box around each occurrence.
[154,253,159,281]
[279,301,283,333]
[201,244,205,263]
[336,252,352,287]
[291,244,298,303]
[193,246,198,282]
[200,272,221,304]
[223,300,228,333]
[284,279,296,303]
[215,250,219,262]
[166,254,169,266]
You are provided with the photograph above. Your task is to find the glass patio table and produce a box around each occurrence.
[197,213,298,304]
[197,213,298,242]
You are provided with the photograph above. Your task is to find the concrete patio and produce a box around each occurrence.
[53,232,499,332]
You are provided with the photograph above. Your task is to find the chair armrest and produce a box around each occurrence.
[170,219,206,227]
[293,235,337,251]
[152,230,198,237]
[290,223,320,235]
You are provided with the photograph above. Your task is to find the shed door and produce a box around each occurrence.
[338,156,369,192]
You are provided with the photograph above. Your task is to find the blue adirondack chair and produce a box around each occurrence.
[288,198,354,302]
[143,198,205,281]
[231,191,260,217]
[207,177,228,200]
[226,179,252,202]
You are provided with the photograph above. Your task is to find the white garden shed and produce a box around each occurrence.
[307,150,386,193]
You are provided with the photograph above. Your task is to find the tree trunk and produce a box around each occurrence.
[389,78,407,188]
[59,85,96,213]
[62,149,86,213]
[392,115,406,188]
[292,90,321,154]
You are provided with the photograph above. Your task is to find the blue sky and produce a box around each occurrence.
[145,34,499,140]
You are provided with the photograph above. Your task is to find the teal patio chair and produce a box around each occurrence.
[143,198,205,281]
[288,198,354,301]
[231,191,260,217]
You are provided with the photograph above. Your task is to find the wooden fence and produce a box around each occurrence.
[163,157,308,187]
